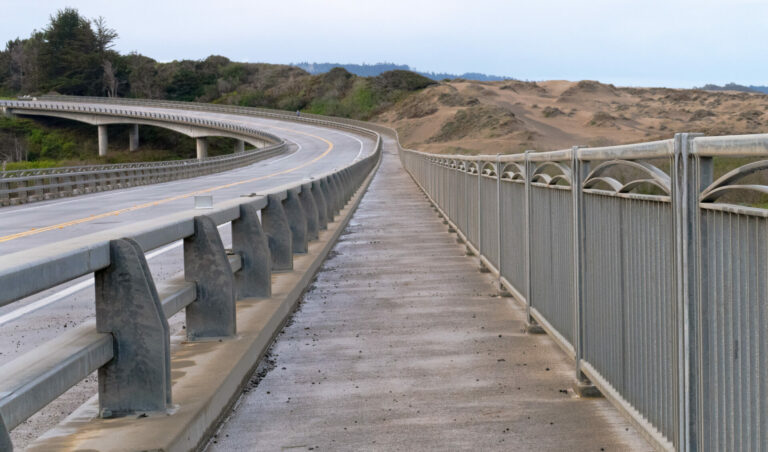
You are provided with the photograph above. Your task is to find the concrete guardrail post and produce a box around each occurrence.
[262,194,293,271]
[320,178,336,221]
[184,216,237,339]
[311,180,329,230]
[284,188,308,254]
[330,174,344,211]
[232,203,272,299]
[299,183,320,240]
[0,415,11,451]
[95,238,171,417]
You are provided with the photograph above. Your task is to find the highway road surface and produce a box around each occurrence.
[0,105,377,447]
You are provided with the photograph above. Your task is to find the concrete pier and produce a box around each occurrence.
[234,139,245,153]
[196,138,208,160]
[98,125,108,157]
[129,124,139,151]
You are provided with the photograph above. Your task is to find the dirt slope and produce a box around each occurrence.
[374,79,768,154]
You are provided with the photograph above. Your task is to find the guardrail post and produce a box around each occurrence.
[300,183,320,240]
[323,177,339,218]
[312,180,329,229]
[284,188,308,254]
[673,132,707,451]
[1,414,11,451]
[95,238,171,417]
[184,216,236,339]
[329,174,343,212]
[232,202,271,298]
[262,193,293,271]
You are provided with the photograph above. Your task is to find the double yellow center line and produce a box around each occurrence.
[0,127,334,243]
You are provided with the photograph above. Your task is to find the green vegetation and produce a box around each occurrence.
[0,9,437,166]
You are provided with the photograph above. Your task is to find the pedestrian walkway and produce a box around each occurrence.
[208,141,651,451]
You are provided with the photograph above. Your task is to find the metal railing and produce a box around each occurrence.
[0,103,382,449]
[400,133,768,452]
[0,99,288,205]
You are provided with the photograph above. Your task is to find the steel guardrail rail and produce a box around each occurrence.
[399,132,768,452]
[0,101,383,450]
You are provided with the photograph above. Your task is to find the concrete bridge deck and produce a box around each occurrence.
[208,140,652,451]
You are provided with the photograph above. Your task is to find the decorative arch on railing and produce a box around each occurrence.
[500,162,526,181]
[467,162,479,174]
[450,159,458,169]
[531,161,572,186]
[700,159,768,202]
[481,162,497,177]
[582,160,671,195]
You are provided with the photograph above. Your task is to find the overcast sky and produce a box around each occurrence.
[2,0,766,88]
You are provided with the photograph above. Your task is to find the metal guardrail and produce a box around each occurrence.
[0,99,287,205]
[0,101,382,450]
[400,133,768,452]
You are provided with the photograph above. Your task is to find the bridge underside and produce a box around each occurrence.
[208,140,652,450]
[9,110,269,149]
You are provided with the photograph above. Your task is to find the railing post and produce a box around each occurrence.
[673,132,707,452]
[262,193,293,271]
[284,188,308,254]
[570,146,600,395]
[477,159,482,251]
[184,216,237,339]
[311,180,329,230]
[95,238,171,417]
[232,202,271,299]
[496,154,503,290]
[524,151,533,324]
[299,183,320,240]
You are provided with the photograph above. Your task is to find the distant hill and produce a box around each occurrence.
[292,62,513,82]
[697,83,768,94]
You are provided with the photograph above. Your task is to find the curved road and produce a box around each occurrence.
[0,103,377,448]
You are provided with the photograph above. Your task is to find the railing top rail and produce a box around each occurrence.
[577,139,674,161]
[692,133,768,156]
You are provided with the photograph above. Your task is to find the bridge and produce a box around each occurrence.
[0,98,765,451]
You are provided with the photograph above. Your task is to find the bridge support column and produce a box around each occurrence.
[196,138,208,160]
[234,139,245,153]
[129,124,139,151]
[98,125,108,157]
[262,194,293,271]
[232,202,272,298]
[184,216,237,340]
[95,238,171,417]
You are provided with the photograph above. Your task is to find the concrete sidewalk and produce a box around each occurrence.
[208,142,651,451]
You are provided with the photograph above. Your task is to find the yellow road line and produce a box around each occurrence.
[0,127,334,243]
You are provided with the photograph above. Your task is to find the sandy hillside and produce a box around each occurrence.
[374,80,768,154]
